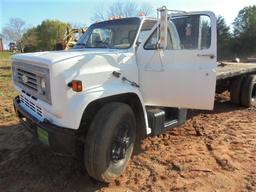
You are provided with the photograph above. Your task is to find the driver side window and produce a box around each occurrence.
[144,27,173,50]
[138,20,157,43]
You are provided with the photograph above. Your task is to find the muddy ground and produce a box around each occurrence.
[0,90,255,192]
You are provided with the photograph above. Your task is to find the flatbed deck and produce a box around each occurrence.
[217,62,256,80]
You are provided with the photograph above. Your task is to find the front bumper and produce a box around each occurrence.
[13,96,77,156]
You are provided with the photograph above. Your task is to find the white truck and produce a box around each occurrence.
[12,7,256,182]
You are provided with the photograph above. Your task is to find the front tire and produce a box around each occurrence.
[84,102,136,182]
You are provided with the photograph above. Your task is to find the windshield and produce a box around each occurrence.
[74,18,141,49]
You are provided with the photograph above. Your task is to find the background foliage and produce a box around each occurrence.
[1,3,256,60]
[20,20,70,52]
[217,5,256,59]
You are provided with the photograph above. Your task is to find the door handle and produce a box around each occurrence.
[197,54,215,59]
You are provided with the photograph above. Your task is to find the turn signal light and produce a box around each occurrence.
[68,80,83,92]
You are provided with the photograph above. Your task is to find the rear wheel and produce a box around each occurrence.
[240,75,256,107]
[230,76,245,105]
[84,102,136,182]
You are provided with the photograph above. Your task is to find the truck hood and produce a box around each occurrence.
[12,49,130,66]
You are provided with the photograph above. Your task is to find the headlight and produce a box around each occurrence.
[41,78,46,89]
[39,77,46,95]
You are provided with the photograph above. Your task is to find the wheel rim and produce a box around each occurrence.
[252,84,256,103]
[110,122,132,163]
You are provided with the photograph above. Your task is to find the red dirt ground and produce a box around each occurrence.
[0,92,256,192]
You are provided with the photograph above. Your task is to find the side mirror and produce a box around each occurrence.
[158,6,168,49]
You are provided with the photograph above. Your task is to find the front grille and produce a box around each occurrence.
[20,94,43,117]
[12,61,51,104]
[17,68,38,91]
[19,92,44,122]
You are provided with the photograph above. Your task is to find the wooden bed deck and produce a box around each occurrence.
[217,62,256,80]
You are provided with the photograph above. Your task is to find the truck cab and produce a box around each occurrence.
[12,7,217,182]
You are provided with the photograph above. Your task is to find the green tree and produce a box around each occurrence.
[36,20,70,51]
[217,15,231,59]
[19,27,38,52]
[217,16,231,42]
[233,5,256,53]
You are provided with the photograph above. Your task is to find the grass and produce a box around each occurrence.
[0,52,18,122]
[0,52,17,99]
[0,52,13,60]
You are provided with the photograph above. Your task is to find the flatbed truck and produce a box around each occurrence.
[12,6,256,182]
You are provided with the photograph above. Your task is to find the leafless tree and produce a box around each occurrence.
[139,2,154,16]
[91,1,154,22]
[2,18,26,47]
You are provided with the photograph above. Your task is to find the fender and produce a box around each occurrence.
[66,83,151,134]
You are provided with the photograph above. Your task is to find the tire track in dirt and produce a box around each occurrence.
[105,94,256,191]
[0,93,256,192]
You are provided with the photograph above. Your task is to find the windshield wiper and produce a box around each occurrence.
[76,43,86,46]
[74,42,111,49]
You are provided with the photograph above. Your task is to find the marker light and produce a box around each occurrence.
[68,80,83,92]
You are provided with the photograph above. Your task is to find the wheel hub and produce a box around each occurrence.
[111,124,130,162]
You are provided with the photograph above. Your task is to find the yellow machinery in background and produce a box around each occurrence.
[56,27,86,50]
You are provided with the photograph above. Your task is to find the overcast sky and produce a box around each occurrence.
[1,0,256,34]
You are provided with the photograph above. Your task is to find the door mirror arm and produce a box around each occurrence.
[135,41,141,52]
[156,42,162,50]
[136,41,141,47]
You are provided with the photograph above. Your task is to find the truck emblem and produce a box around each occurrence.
[21,75,28,83]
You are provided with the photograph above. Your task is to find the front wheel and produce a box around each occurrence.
[84,102,136,182]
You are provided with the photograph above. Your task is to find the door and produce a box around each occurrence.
[137,12,217,110]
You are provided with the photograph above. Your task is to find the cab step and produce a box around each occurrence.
[164,119,178,128]
[146,107,187,136]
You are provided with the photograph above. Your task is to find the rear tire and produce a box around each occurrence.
[240,75,256,107]
[230,76,245,105]
[84,102,136,182]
